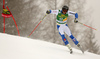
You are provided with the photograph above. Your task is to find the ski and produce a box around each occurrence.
[77,44,84,53]
[70,49,73,54]
[79,46,84,53]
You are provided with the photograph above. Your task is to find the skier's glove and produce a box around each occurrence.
[74,18,78,23]
[46,10,50,14]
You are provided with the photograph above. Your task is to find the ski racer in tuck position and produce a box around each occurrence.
[46,5,83,54]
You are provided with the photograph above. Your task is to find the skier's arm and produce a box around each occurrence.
[68,11,78,23]
[46,10,58,15]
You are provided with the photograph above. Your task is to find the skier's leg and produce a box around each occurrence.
[64,24,84,53]
[59,32,69,45]
[57,25,72,53]
[64,24,79,45]
[59,32,73,53]
[57,25,69,45]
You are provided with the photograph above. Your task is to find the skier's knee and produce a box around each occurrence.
[59,34,69,45]
[69,35,79,45]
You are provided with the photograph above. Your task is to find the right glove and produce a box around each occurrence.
[46,10,50,14]
[74,18,78,23]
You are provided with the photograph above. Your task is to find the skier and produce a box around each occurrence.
[46,5,82,54]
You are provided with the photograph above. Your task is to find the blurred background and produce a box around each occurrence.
[0,0,100,55]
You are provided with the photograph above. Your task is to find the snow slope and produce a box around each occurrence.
[0,33,100,59]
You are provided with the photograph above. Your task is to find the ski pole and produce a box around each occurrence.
[78,22,97,31]
[28,13,48,37]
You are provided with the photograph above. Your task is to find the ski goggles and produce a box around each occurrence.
[62,9,68,12]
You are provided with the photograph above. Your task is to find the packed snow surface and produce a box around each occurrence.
[0,33,100,59]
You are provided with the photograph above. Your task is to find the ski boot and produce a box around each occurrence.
[66,44,73,54]
[77,43,84,53]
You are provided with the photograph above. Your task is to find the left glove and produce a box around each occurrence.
[46,10,50,14]
[74,18,78,23]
